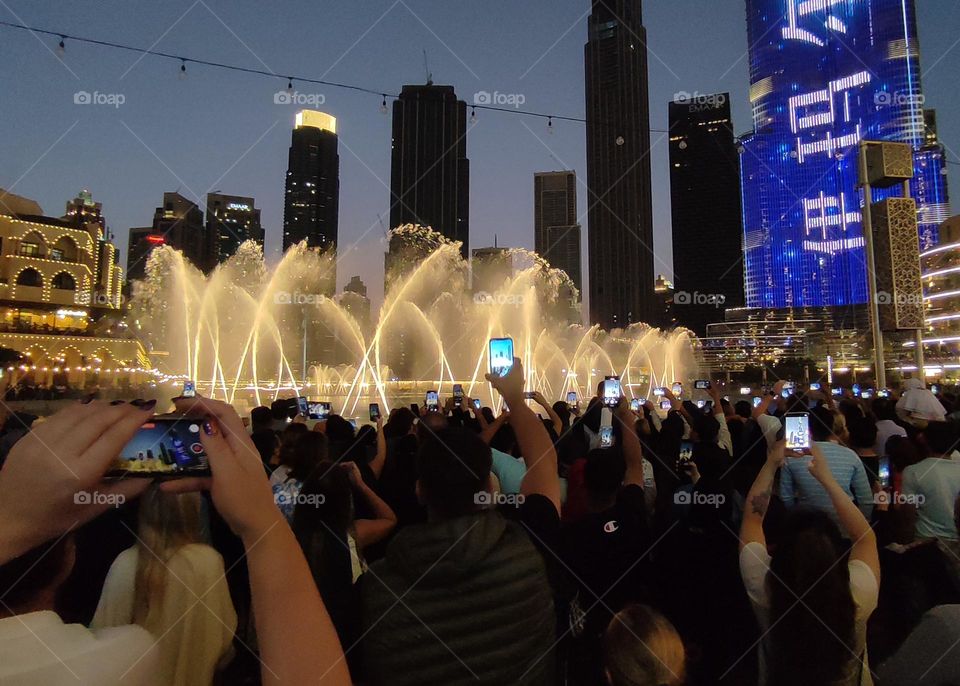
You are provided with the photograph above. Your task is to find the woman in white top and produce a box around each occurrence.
[739,441,881,686]
[92,487,236,686]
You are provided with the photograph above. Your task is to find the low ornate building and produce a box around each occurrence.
[0,189,147,383]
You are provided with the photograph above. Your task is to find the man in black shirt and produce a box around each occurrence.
[360,358,561,685]
[560,398,649,682]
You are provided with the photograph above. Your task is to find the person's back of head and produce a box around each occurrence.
[922,421,958,456]
[288,431,330,482]
[734,400,752,420]
[872,397,897,421]
[134,488,204,626]
[808,406,835,442]
[693,414,719,445]
[847,416,878,451]
[886,434,924,471]
[416,411,450,443]
[293,462,355,596]
[324,415,355,443]
[584,448,626,508]
[768,509,855,685]
[270,399,289,422]
[277,422,309,467]
[250,405,272,431]
[603,604,685,686]
[416,427,492,519]
[384,407,416,439]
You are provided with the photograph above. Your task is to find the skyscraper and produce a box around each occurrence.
[388,84,470,259]
[283,110,340,255]
[668,93,744,335]
[585,0,655,329]
[740,0,950,309]
[534,171,582,297]
[206,193,264,265]
[126,227,164,282]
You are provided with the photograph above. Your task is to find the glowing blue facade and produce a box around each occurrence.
[741,0,949,308]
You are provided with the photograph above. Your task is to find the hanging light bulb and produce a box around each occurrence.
[178,59,187,81]
[470,106,477,123]
[286,77,294,95]
[55,36,66,58]
[678,140,688,150]
[379,95,388,114]
[547,117,554,134]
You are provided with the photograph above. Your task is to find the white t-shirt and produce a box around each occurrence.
[0,610,160,685]
[739,541,879,685]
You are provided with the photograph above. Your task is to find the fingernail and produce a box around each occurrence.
[110,400,125,405]
[137,399,157,411]
[203,420,216,436]
[79,393,95,404]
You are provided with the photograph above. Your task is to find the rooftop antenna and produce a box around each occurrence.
[423,49,433,86]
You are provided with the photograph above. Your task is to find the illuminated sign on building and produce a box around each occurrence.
[740,0,949,309]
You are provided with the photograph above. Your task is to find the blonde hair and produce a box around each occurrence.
[133,487,204,628]
[604,604,686,686]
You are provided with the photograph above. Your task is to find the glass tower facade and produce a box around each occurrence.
[741,0,949,309]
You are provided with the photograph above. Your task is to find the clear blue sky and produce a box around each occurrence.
[2,0,958,307]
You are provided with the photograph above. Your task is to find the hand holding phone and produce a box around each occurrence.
[182,381,196,398]
[369,403,381,422]
[784,413,810,451]
[488,338,514,378]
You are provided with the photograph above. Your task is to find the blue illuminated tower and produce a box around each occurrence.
[740,0,949,309]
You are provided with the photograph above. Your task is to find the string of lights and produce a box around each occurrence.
[0,19,670,133]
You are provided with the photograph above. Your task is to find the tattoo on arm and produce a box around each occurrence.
[750,491,771,516]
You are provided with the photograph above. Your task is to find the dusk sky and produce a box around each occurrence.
[2,0,959,307]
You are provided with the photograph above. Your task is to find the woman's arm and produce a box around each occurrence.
[479,410,510,445]
[345,462,397,549]
[369,416,387,478]
[533,391,563,435]
[740,440,786,551]
[169,397,352,686]
[807,443,881,581]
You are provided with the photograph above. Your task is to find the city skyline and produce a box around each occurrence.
[2,0,959,314]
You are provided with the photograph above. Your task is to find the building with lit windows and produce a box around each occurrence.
[283,110,339,261]
[0,189,145,378]
[206,192,263,265]
[916,214,960,373]
[740,0,949,309]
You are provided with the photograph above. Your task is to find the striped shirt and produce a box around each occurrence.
[779,441,874,533]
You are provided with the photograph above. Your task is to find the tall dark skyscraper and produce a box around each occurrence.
[283,110,340,257]
[668,94,744,336]
[389,84,470,259]
[585,0,655,329]
[206,192,264,266]
[534,171,582,297]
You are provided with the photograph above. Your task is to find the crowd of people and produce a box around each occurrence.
[1,362,960,685]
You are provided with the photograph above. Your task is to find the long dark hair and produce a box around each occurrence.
[767,509,856,685]
[287,431,329,482]
[291,462,357,649]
